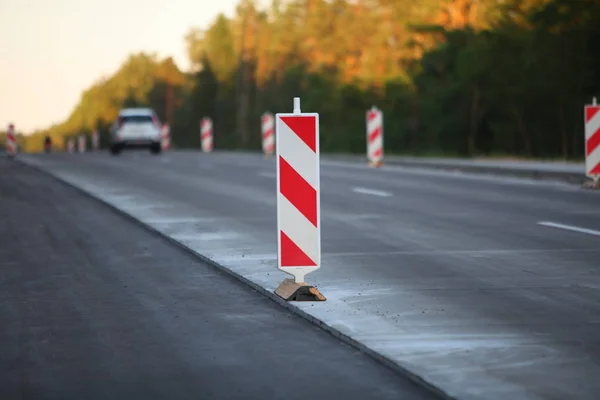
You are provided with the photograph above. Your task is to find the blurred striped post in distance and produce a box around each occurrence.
[585,97,600,189]
[92,130,100,151]
[67,138,75,154]
[274,97,326,302]
[161,124,171,151]
[201,117,213,153]
[366,106,383,167]
[261,111,275,158]
[78,135,86,153]
[6,123,17,157]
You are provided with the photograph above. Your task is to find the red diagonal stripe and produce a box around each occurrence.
[587,131,600,156]
[279,156,317,227]
[280,116,316,152]
[591,162,600,175]
[280,230,317,267]
[586,106,600,122]
[262,129,273,139]
[371,148,382,158]
[367,111,377,122]
[368,127,381,143]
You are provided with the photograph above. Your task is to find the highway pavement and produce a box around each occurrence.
[321,153,587,183]
[18,150,600,400]
[325,153,585,172]
[0,157,435,400]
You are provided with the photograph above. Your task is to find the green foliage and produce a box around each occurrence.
[24,0,600,160]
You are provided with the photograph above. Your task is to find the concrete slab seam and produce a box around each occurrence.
[15,157,455,400]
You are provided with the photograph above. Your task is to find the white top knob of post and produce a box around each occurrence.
[293,97,301,114]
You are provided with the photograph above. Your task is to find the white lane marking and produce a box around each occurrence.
[258,171,276,178]
[351,187,392,197]
[538,221,600,237]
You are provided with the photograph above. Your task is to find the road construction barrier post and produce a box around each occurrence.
[6,123,17,157]
[201,117,213,153]
[78,135,86,153]
[261,112,275,157]
[92,130,100,151]
[161,124,171,151]
[585,97,600,189]
[366,106,383,167]
[274,97,326,302]
[67,138,75,153]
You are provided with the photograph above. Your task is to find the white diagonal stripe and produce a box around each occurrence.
[586,137,600,175]
[263,135,274,152]
[277,116,317,188]
[262,116,274,152]
[279,194,320,265]
[586,107,600,140]
[201,119,212,133]
[262,116,274,132]
[202,136,213,152]
[368,135,383,160]
[367,112,382,134]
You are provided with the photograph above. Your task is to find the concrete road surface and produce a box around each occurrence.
[320,153,587,183]
[18,150,600,400]
[324,153,585,173]
[0,158,435,400]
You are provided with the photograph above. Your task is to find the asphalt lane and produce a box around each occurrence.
[18,151,600,400]
[0,158,436,400]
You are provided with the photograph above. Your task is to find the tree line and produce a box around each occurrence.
[20,0,600,160]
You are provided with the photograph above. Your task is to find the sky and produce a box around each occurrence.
[0,0,257,134]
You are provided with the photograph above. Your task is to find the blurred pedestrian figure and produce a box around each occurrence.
[44,136,52,153]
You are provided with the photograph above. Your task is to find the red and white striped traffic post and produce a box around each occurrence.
[273,97,325,302]
[366,106,383,167]
[585,97,600,188]
[92,130,100,151]
[67,138,75,153]
[6,123,17,157]
[78,135,86,153]
[201,117,213,153]
[261,112,275,157]
[161,124,171,151]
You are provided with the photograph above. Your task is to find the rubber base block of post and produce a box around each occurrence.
[582,179,600,189]
[368,161,383,168]
[274,278,326,302]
